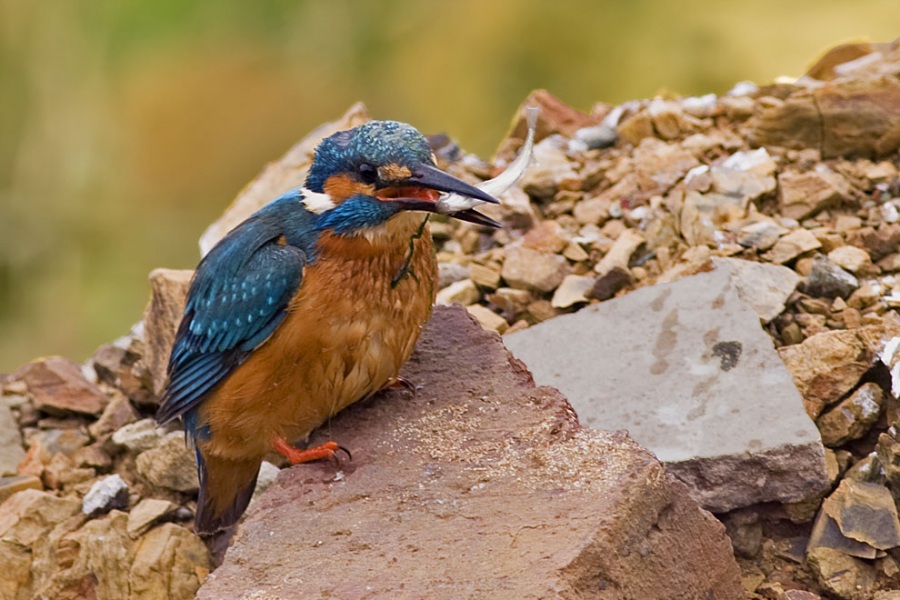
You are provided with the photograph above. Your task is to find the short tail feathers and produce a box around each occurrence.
[194,448,262,538]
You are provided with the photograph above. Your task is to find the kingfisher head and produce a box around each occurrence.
[305,120,498,236]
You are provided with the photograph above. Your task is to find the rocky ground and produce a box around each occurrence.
[3,39,900,599]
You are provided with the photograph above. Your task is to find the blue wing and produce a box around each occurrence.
[157,192,316,425]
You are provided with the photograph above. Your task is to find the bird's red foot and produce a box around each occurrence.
[272,436,351,465]
[381,376,416,395]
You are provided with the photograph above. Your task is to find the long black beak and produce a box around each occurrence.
[389,164,501,227]
[448,209,501,227]
[406,164,498,205]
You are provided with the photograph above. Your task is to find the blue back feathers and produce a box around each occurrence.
[157,190,318,424]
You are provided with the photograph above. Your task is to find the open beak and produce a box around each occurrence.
[381,164,501,227]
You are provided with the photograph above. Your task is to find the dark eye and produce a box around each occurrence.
[358,163,378,184]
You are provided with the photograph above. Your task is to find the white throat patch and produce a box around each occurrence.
[299,187,336,214]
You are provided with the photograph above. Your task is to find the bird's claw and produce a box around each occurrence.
[382,376,416,396]
[273,437,352,465]
[334,444,352,462]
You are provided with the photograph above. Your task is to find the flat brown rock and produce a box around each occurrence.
[198,306,741,600]
[14,357,109,417]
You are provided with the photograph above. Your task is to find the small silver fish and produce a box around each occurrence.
[435,106,539,216]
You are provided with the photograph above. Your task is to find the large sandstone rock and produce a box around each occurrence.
[504,266,828,513]
[198,307,742,599]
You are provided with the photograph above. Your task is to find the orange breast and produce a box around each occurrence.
[199,218,436,461]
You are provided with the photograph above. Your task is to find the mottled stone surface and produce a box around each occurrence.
[505,266,827,512]
[199,307,742,600]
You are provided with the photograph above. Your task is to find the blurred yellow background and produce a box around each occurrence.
[1,0,898,372]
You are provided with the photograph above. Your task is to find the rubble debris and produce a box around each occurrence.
[135,431,199,493]
[803,254,860,300]
[111,418,166,453]
[807,547,876,600]
[778,168,852,221]
[822,479,900,550]
[778,324,896,419]
[142,269,194,396]
[816,382,883,446]
[126,498,178,537]
[0,474,42,505]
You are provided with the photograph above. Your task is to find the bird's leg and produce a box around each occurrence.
[380,375,416,395]
[272,436,351,465]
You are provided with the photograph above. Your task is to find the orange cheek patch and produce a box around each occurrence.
[323,174,374,202]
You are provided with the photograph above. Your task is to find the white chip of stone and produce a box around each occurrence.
[252,461,281,500]
[551,274,595,309]
[679,93,718,117]
[881,337,900,399]
[82,474,129,515]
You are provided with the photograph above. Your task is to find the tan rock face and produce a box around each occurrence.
[0,489,81,547]
[0,402,25,476]
[136,431,199,493]
[130,524,212,600]
[142,268,194,396]
[816,382,883,446]
[198,307,742,600]
[778,168,852,220]
[763,229,822,264]
[23,510,212,600]
[0,539,31,600]
[778,322,899,419]
[501,245,570,293]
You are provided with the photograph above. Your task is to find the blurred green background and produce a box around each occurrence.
[1,0,899,372]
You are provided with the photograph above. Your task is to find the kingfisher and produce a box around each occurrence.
[156,120,499,539]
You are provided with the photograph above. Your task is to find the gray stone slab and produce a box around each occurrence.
[504,265,828,512]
